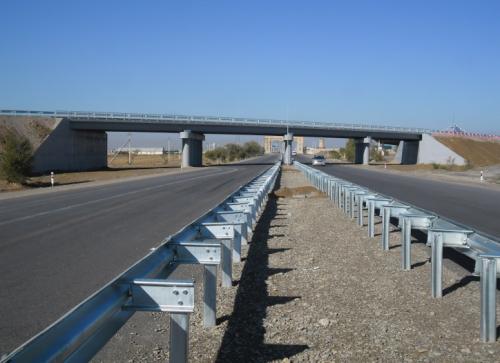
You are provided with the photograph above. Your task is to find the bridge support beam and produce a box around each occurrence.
[283,133,293,165]
[355,137,371,164]
[180,131,205,167]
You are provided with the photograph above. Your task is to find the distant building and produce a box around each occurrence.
[110,147,165,155]
[134,147,165,155]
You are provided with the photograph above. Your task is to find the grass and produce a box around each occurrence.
[435,136,500,167]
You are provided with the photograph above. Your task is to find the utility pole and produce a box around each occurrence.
[128,133,132,165]
[167,138,171,164]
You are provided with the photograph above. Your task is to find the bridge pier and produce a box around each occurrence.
[283,133,293,165]
[180,131,205,167]
[354,137,371,164]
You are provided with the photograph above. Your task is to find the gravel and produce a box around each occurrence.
[94,166,500,362]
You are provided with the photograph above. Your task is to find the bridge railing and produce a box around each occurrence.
[294,160,500,343]
[1,162,280,363]
[0,109,433,134]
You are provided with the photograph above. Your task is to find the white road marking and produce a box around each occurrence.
[0,168,238,227]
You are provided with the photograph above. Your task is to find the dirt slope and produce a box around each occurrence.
[0,116,59,150]
[435,136,500,166]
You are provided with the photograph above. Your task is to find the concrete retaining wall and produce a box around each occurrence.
[394,134,466,165]
[33,119,107,173]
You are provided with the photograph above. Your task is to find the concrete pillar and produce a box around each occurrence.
[355,137,371,164]
[283,133,293,165]
[394,140,419,164]
[180,130,205,167]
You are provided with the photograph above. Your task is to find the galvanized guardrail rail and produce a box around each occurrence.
[294,161,500,343]
[1,162,280,363]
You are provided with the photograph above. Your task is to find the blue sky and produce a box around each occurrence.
[1,0,499,148]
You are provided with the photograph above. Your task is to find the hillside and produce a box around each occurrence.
[434,136,500,166]
[0,116,59,151]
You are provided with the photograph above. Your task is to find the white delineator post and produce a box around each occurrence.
[50,172,54,188]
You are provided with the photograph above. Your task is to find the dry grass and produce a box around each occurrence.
[435,136,500,167]
[108,153,181,168]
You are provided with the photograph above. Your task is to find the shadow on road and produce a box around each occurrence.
[215,172,308,362]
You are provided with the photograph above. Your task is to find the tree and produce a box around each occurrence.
[0,130,34,184]
[344,139,356,162]
[243,141,264,156]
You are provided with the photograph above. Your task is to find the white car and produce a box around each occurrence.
[312,155,326,166]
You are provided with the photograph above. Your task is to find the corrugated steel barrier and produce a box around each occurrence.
[1,163,280,363]
[295,161,500,343]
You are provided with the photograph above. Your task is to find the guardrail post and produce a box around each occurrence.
[402,217,412,270]
[431,233,443,298]
[170,313,190,363]
[203,265,217,327]
[480,255,497,342]
[357,196,364,226]
[221,239,232,287]
[368,200,375,238]
[350,192,355,219]
[343,189,349,214]
[382,206,390,251]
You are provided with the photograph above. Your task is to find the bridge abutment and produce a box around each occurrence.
[354,137,371,164]
[180,130,205,167]
[33,118,107,173]
[394,140,419,164]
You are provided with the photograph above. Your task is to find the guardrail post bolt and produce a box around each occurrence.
[382,207,390,251]
[170,313,190,363]
[480,256,497,342]
[203,265,217,327]
[431,233,443,298]
[402,217,412,270]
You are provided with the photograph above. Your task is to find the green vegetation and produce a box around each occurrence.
[370,146,384,162]
[204,141,264,163]
[431,158,472,171]
[327,149,342,160]
[339,139,356,162]
[0,130,34,184]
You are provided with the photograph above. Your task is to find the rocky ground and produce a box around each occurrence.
[94,166,500,362]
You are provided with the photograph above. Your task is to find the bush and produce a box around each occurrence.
[0,130,34,184]
[343,139,356,162]
[204,141,263,163]
[370,146,384,162]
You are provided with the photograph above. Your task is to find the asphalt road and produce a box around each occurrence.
[0,155,277,356]
[297,155,500,239]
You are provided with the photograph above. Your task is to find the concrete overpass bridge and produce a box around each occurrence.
[0,110,461,171]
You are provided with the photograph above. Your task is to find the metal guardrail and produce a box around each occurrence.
[294,161,500,343]
[1,162,280,363]
[0,109,433,134]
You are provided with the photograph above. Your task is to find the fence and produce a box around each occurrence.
[294,161,500,343]
[0,109,431,134]
[1,163,280,363]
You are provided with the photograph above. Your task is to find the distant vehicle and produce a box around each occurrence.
[312,155,326,166]
[292,150,297,156]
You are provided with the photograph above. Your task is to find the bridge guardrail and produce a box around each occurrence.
[1,162,280,363]
[294,161,500,343]
[0,109,433,135]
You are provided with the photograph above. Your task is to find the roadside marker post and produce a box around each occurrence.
[50,172,54,188]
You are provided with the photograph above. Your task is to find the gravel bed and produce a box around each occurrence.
[94,167,500,362]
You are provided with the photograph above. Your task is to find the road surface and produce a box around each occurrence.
[297,156,500,238]
[0,155,277,356]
